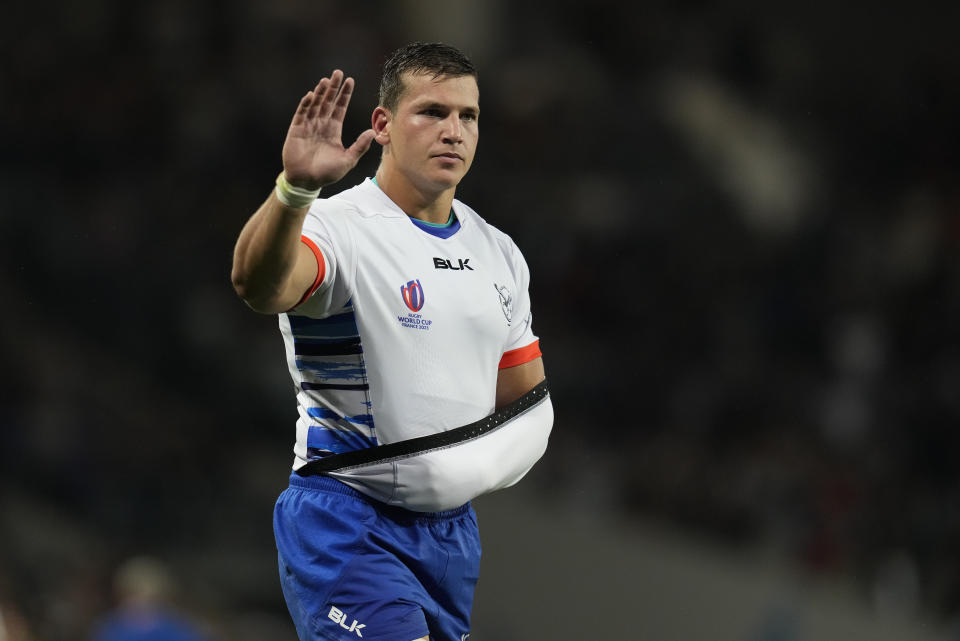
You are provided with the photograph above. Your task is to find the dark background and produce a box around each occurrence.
[2,1,958,639]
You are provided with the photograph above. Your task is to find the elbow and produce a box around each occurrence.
[230,267,254,305]
[231,269,280,314]
[230,267,245,298]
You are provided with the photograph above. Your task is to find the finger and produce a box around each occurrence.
[330,76,356,123]
[320,70,344,115]
[347,128,376,161]
[306,78,330,121]
[290,91,313,127]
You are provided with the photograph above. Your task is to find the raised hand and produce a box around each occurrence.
[281,70,376,190]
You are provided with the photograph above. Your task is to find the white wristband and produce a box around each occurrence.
[275,172,321,209]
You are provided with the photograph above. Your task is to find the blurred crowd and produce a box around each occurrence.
[1,1,958,639]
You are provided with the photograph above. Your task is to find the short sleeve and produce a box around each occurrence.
[498,241,541,368]
[289,200,354,316]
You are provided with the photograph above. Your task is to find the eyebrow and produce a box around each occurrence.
[414,101,480,116]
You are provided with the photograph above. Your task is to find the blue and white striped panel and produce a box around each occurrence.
[306,404,376,456]
[287,307,377,457]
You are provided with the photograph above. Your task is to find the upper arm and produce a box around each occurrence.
[284,236,325,311]
[242,239,321,314]
[495,356,545,409]
[232,190,327,314]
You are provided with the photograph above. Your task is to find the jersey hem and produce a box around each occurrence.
[288,474,473,520]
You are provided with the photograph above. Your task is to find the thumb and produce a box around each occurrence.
[347,129,376,161]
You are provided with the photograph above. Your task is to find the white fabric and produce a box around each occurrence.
[330,393,553,512]
[279,178,547,510]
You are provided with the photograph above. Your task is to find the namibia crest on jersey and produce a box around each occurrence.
[400,279,425,312]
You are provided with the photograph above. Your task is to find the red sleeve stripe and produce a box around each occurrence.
[294,235,326,308]
[498,340,542,369]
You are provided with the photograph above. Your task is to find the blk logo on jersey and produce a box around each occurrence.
[400,279,425,312]
[434,257,474,271]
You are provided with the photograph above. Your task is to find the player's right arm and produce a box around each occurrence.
[232,70,375,314]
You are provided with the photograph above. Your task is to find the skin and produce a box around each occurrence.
[372,71,479,224]
[231,71,373,316]
[231,68,543,407]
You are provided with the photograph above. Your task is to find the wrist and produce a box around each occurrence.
[275,172,321,209]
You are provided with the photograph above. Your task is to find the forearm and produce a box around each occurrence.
[232,69,373,313]
[231,189,312,313]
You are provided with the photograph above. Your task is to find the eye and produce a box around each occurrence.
[422,108,444,118]
[461,113,477,122]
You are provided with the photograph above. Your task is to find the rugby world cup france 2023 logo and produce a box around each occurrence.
[400,279,425,312]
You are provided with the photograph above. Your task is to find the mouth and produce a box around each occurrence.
[433,152,463,161]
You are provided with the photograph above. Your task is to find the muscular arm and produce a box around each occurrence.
[231,69,374,314]
[495,357,545,409]
[231,193,319,313]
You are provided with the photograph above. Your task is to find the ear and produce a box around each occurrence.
[372,107,391,145]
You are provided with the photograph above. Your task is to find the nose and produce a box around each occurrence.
[442,113,462,144]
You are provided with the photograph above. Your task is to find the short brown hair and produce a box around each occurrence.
[378,42,478,112]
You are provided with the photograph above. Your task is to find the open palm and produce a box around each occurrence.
[282,69,375,190]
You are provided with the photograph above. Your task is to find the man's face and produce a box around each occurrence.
[384,71,479,193]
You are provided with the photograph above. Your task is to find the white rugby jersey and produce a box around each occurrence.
[279,178,545,508]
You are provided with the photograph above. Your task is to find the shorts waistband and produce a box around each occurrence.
[287,473,473,521]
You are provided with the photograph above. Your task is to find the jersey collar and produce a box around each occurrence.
[367,177,463,239]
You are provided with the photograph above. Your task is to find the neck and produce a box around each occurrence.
[374,164,456,225]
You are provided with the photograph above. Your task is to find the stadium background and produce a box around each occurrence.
[2,1,958,639]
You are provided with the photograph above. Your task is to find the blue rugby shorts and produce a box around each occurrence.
[273,474,481,641]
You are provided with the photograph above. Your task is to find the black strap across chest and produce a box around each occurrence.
[296,379,550,475]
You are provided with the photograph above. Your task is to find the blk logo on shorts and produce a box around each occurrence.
[328,606,366,637]
[400,279,425,312]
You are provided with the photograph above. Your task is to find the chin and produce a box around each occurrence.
[425,172,464,192]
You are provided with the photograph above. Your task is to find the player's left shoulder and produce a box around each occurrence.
[452,198,525,259]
